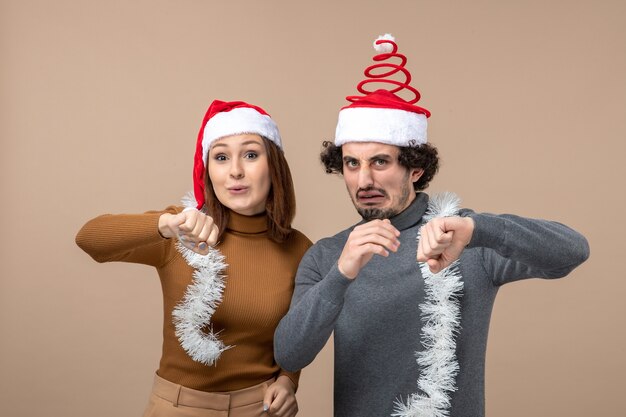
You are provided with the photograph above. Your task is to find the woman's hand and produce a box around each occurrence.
[158,209,219,255]
[263,376,298,417]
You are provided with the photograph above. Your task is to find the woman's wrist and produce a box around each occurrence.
[276,375,296,391]
[158,213,174,238]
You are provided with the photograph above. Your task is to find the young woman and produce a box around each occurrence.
[76,100,312,417]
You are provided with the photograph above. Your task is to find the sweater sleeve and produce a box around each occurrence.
[463,210,590,286]
[274,244,353,372]
[75,206,181,267]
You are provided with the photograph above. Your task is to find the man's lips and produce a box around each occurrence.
[356,189,387,204]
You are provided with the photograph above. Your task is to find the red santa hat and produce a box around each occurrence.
[335,34,431,147]
[192,100,282,209]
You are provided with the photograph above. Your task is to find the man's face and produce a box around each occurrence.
[342,142,423,220]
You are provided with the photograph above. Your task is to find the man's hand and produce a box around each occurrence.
[417,216,474,274]
[158,209,219,255]
[263,376,298,417]
[338,219,401,279]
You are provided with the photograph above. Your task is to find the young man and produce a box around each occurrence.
[274,35,589,417]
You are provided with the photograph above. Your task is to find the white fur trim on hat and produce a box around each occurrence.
[335,107,428,147]
[202,107,282,165]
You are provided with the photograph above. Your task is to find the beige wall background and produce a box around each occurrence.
[2,1,624,416]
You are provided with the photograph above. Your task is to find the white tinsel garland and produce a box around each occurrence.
[171,192,231,366]
[393,192,464,417]
[172,242,230,365]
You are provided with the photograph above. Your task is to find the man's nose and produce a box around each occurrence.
[357,166,374,189]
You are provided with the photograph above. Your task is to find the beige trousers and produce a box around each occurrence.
[142,374,273,417]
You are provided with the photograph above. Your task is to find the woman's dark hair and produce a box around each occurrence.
[320,140,439,191]
[204,136,296,243]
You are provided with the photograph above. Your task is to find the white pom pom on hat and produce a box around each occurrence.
[373,33,396,53]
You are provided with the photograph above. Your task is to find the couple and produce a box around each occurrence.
[75,35,589,417]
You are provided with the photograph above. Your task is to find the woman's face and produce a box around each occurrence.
[207,134,271,216]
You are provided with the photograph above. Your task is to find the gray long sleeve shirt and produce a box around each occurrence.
[274,193,589,417]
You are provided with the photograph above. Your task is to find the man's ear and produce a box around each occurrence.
[411,168,424,183]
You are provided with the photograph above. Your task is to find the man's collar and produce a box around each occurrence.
[389,192,429,231]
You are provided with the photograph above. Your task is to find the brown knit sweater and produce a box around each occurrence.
[75,206,312,392]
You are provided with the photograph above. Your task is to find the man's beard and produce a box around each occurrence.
[352,177,413,221]
[357,205,397,220]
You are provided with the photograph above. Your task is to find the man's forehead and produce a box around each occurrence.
[341,141,400,159]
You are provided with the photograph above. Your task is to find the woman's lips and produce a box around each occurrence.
[228,186,249,195]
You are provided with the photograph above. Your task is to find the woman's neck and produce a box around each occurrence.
[226,210,268,234]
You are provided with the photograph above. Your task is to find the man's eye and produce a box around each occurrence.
[374,159,387,166]
[345,160,358,168]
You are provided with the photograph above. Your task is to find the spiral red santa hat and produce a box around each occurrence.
[335,34,430,147]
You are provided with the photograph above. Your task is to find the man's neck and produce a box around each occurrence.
[389,192,429,231]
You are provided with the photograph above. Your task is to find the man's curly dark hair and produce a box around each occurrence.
[320,141,439,191]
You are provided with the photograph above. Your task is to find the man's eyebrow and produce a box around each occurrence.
[368,154,392,161]
[342,154,393,162]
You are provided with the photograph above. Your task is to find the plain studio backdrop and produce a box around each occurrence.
[1,1,624,416]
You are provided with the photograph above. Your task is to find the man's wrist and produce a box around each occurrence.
[463,216,475,246]
[337,261,357,280]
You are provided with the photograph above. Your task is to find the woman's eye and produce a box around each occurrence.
[244,152,258,159]
[214,154,227,161]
